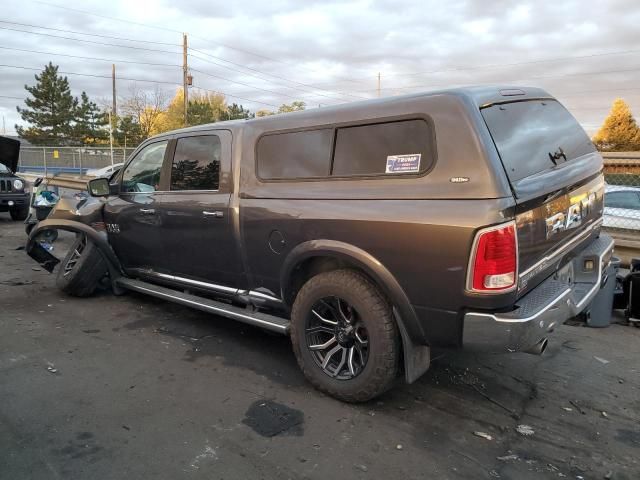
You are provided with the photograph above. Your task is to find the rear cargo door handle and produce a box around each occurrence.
[139,208,155,215]
[203,210,224,218]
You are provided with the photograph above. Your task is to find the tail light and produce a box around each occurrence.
[467,221,518,293]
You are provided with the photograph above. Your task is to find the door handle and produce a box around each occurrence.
[203,210,224,218]
[139,208,155,215]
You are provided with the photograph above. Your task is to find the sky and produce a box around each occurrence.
[1,0,640,136]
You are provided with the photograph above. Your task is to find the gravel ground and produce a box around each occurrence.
[1,214,639,480]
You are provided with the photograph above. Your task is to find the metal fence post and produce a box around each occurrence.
[43,147,47,177]
[79,149,83,177]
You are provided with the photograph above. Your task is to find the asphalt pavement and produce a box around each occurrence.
[1,214,639,479]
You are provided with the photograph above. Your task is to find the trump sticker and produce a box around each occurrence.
[385,154,421,174]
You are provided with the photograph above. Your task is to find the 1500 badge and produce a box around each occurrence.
[106,223,120,234]
[546,192,596,239]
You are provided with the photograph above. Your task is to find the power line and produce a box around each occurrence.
[0,46,180,68]
[0,26,179,54]
[0,20,181,46]
[313,48,640,87]
[189,67,309,102]
[188,52,341,102]
[32,1,180,33]
[190,86,279,109]
[189,48,365,101]
[0,18,360,103]
[0,64,280,108]
[350,65,640,94]
[30,1,368,86]
[0,63,180,85]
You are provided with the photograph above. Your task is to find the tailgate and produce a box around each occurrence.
[480,98,605,296]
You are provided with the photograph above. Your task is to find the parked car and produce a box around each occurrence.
[603,184,640,230]
[0,136,30,220]
[85,162,124,178]
[27,86,613,402]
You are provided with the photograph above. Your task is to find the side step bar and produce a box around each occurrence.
[116,277,290,334]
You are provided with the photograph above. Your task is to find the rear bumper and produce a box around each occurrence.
[463,234,615,353]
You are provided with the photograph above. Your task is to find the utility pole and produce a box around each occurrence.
[377,72,381,98]
[183,33,189,127]
[108,109,114,167]
[111,64,117,119]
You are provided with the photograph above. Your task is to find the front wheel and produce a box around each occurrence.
[56,234,107,297]
[10,206,29,221]
[290,269,400,402]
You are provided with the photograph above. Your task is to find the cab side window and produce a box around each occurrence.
[121,141,168,193]
[170,135,221,191]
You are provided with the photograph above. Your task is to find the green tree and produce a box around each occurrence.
[74,91,108,145]
[16,62,78,145]
[114,115,144,148]
[277,101,306,114]
[188,99,219,126]
[593,98,640,151]
[226,103,254,120]
[113,115,146,147]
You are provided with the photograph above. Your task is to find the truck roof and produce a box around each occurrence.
[150,85,554,140]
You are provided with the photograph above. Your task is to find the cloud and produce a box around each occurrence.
[1,0,639,135]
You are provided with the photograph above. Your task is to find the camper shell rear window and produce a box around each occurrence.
[481,99,596,183]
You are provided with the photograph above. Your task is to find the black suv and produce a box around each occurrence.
[27,86,613,402]
[0,136,29,221]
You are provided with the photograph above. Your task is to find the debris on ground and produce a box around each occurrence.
[46,365,57,374]
[497,454,519,462]
[562,407,573,412]
[31,267,41,272]
[601,411,608,418]
[354,464,368,472]
[396,444,403,450]
[516,425,535,436]
[593,356,610,365]
[570,400,586,415]
[473,431,493,441]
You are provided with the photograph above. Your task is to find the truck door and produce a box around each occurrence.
[157,130,245,290]
[103,139,170,272]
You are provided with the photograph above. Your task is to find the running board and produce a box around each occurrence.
[116,277,290,334]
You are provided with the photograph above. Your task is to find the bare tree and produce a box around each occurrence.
[120,84,168,138]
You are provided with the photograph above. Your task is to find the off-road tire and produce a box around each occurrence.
[56,234,107,297]
[290,269,400,402]
[9,206,28,221]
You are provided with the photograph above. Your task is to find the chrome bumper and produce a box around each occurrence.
[463,234,615,353]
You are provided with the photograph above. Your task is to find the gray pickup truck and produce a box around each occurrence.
[27,86,613,402]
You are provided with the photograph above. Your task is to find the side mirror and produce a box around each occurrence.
[88,177,111,197]
[34,177,44,187]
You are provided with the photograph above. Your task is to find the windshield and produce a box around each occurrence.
[481,99,596,182]
[0,163,10,173]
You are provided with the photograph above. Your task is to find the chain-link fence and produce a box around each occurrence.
[602,152,640,233]
[17,146,137,176]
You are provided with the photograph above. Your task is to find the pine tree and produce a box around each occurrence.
[114,115,143,148]
[74,91,108,145]
[593,98,640,151]
[16,62,78,145]
[226,103,254,120]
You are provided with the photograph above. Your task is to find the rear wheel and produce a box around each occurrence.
[56,234,108,297]
[9,206,28,221]
[290,269,400,402]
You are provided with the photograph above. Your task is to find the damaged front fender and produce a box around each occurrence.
[27,219,124,278]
